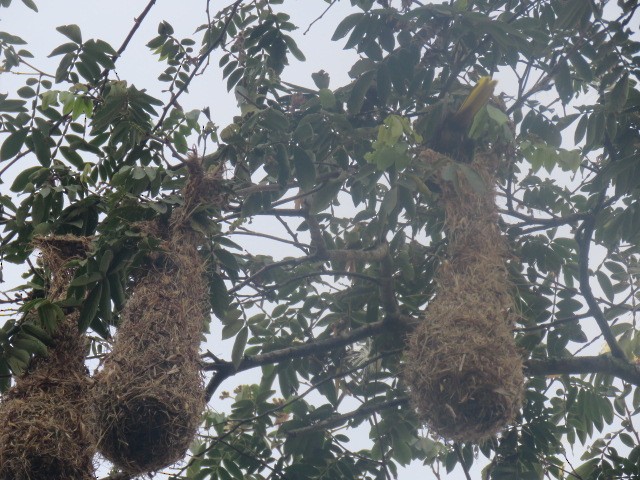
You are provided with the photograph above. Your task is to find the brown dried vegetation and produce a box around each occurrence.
[0,235,95,480]
[93,160,218,473]
[404,150,524,442]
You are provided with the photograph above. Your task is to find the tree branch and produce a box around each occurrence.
[111,0,156,66]
[327,242,389,264]
[576,209,626,359]
[203,314,414,401]
[502,209,587,229]
[284,397,409,437]
[152,0,242,133]
[454,443,473,480]
[526,355,640,385]
[284,354,640,438]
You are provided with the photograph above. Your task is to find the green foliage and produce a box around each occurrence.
[1,0,640,479]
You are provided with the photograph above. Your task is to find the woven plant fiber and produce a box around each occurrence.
[0,235,96,480]
[93,160,215,473]
[404,150,524,442]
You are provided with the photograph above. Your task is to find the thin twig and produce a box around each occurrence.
[153,0,243,133]
[576,201,626,359]
[303,0,338,35]
[454,443,473,480]
[285,397,409,437]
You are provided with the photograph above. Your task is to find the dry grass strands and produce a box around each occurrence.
[0,235,95,480]
[93,159,216,474]
[404,150,524,442]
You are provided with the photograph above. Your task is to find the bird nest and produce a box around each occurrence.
[404,150,524,442]
[93,159,213,473]
[0,235,95,480]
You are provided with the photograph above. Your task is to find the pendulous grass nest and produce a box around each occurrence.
[0,235,95,480]
[403,150,524,443]
[93,159,217,473]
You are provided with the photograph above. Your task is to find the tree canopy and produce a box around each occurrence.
[1,0,640,479]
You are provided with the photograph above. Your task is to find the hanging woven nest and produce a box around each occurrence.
[0,235,95,480]
[404,150,524,442]
[93,160,218,473]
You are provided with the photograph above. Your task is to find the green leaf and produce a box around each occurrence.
[10,165,42,192]
[98,278,112,326]
[391,433,412,465]
[569,51,592,81]
[30,129,51,166]
[319,88,337,110]
[70,272,103,287]
[260,108,289,132]
[13,337,47,357]
[309,179,342,214]
[37,302,62,334]
[0,96,27,112]
[222,459,244,479]
[214,249,239,280]
[173,132,188,154]
[78,283,102,333]
[380,187,398,215]
[21,323,54,346]
[21,0,38,11]
[6,354,28,376]
[222,319,244,340]
[231,326,248,369]
[596,271,614,302]
[99,250,114,274]
[55,52,75,83]
[48,42,78,57]
[0,359,11,392]
[312,70,330,89]
[486,104,509,126]
[347,70,375,114]
[554,58,573,103]
[458,164,486,194]
[293,146,316,191]
[332,13,363,41]
[283,35,305,61]
[441,163,458,183]
[574,114,588,144]
[570,459,599,480]
[218,468,233,480]
[556,0,590,29]
[377,63,391,106]
[366,144,407,171]
[60,146,84,169]
[1,128,28,161]
[56,24,82,44]
[209,272,229,320]
[17,86,36,98]
[274,143,290,186]
[607,73,629,112]
[226,68,244,91]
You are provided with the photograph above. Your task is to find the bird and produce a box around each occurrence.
[432,76,498,162]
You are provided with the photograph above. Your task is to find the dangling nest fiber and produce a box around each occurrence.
[404,150,524,442]
[93,160,217,473]
[0,235,95,480]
